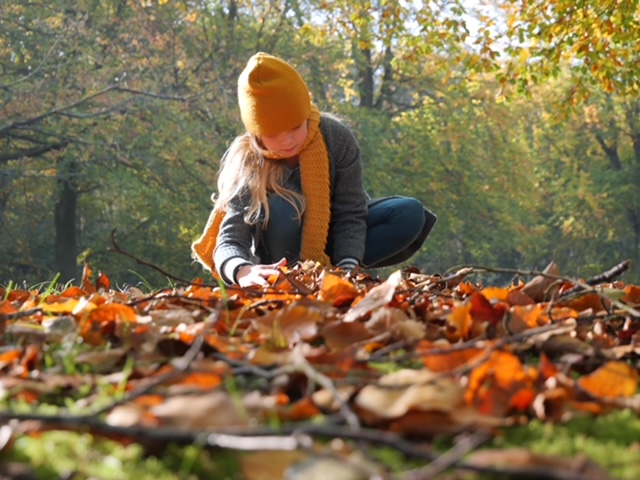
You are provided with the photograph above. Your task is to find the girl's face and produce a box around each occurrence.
[260,121,308,158]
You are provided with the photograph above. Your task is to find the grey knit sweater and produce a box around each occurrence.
[214,114,368,284]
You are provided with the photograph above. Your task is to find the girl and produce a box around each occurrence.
[192,52,437,286]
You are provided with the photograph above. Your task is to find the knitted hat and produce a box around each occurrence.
[238,52,311,137]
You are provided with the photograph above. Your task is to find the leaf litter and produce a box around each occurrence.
[1,260,639,479]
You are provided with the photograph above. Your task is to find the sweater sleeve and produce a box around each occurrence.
[322,117,368,264]
[213,191,256,284]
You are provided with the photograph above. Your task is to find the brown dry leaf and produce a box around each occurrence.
[150,391,249,429]
[81,262,96,294]
[320,320,373,350]
[285,452,381,480]
[149,307,197,327]
[520,261,561,301]
[105,403,147,428]
[75,346,130,372]
[532,386,574,422]
[504,304,547,334]
[539,333,594,356]
[252,301,322,348]
[355,368,464,418]
[365,306,426,341]
[578,360,638,398]
[241,451,309,480]
[248,345,292,366]
[465,448,613,480]
[343,270,403,322]
[312,386,356,411]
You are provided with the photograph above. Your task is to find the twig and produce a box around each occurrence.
[109,229,293,297]
[558,259,631,297]
[1,412,435,459]
[278,355,361,430]
[400,429,492,479]
[0,308,44,321]
[109,229,195,285]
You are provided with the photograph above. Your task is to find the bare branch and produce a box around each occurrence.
[0,141,68,163]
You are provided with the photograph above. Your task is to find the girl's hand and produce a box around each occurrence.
[236,258,287,287]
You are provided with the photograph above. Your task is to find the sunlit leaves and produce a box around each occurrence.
[492,0,640,97]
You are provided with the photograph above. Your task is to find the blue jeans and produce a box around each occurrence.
[260,196,427,267]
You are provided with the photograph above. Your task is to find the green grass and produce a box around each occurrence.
[1,431,242,480]
[492,409,640,479]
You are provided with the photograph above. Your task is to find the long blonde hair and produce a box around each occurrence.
[215,132,305,227]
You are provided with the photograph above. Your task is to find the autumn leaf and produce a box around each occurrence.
[578,361,638,398]
[520,261,561,301]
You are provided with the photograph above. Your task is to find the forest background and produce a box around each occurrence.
[1,0,639,288]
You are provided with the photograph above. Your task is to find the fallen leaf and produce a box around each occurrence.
[520,261,561,301]
[343,270,403,322]
[151,392,249,429]
[465,448,613,480]
[578,361,638,398]
[355,368,464,418]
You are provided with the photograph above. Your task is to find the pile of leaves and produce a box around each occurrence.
[1,260,640,479]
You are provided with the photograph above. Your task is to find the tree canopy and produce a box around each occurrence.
[1,0,639,286]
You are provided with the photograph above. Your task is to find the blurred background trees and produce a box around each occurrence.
[1,0,638,287]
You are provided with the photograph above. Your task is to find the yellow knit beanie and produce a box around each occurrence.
[238,52,311,137]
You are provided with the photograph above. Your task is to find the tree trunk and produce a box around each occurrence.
[55,156,79,283]
[354,45,375,109]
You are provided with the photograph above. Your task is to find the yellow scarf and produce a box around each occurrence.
[191,105,331,273]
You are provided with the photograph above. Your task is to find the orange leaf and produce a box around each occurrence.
[0,300,18,316]
[278,397,321,422]
[0,349,22,367]
[81,262,96,294]
[89,303,137,323]
[622,285,640,305]
[96,270,112,291]
[539,354,560,380]
[60,286,88,298]
[318,273,358,306]
[447,303,472,339]
[509,388,536,411]
[466,351,533,415]
[562,292,608,313]
[418,341,485,373]
[469,292,506,325]
[81,303,138,345]
[480,286,510,302]
[578,361,638,398]
[174,371,223,390]
[504,304,546,333]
